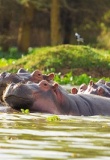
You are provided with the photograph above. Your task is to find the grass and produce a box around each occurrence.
[0,44,110,85]
[0,47,23,67]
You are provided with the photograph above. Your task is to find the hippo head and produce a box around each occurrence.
[3,82,34,110]
[17,69,55,83]
[30,70,43,83]
[17,70,44,83]
[78,83,87,94]
[84,80,98,94]
[71,83,87,94]
[3,80,65,114]
[30,70,54,83]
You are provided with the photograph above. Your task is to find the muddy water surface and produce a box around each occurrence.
[0,113,110,160]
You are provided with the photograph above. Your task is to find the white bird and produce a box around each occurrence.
[75,33,84,44]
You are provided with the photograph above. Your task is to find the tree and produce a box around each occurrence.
[50,0,61,45]
[0,0,18,51]
[1,0,110,52]
[17,1,35,52]
[16,0,50,52]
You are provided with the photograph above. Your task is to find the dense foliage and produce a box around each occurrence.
[1,0,110,52]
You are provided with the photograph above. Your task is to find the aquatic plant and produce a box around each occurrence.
[46,115,61,122]
[21,108,30,114]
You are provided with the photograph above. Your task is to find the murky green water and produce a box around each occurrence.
[0,113,110,160]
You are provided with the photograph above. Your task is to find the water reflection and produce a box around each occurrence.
[0,113,110,159]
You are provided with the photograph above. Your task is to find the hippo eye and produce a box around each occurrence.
[44,83,47,86]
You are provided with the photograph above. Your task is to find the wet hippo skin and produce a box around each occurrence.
[0,69,54,102]
[3,80,110,116]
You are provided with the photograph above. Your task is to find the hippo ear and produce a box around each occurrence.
[52,83,59,90]
[89,80,94,86]
[47,73,54,81]
[96,87,104,96]
[71,87,78,94]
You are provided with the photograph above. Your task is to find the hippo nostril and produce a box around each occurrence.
[38,74,41,76]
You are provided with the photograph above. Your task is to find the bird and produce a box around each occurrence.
[75,33,84,44]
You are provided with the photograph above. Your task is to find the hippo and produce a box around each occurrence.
[17,68,55,83]
[3,80,110,116]
[0,69,54,103]
[71,83,87,94]
[71,80,110,98]
[17,69,68,94]
[84,80,110,98]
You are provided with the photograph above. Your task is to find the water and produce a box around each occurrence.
[0,113,110,160]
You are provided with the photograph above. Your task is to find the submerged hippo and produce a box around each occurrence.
[3,80,110,116]
[17,68,55,83]
[71,80,110,98]
[71,83,87,94]
[84,80,110,98]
